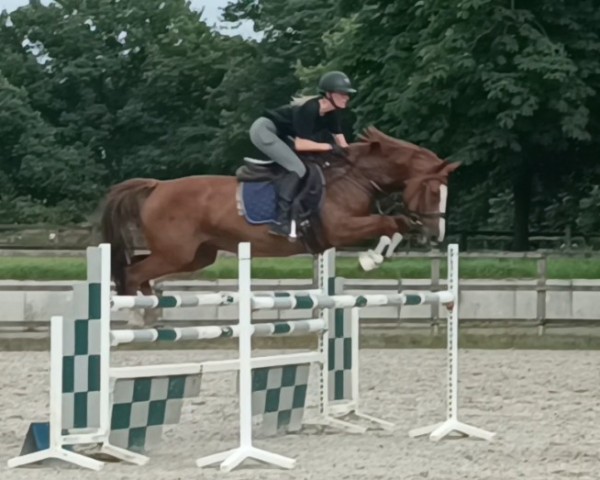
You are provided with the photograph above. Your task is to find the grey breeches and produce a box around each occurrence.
[249,117,307,177]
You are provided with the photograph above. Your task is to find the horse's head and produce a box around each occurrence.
[350,127,460,244]
[399,160,460,244]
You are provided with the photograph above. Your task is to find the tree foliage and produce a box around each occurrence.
[298,0,600,247]
[0,0,598,249]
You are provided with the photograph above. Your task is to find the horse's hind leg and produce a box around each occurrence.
[121,254,154,327]
[129,254,153,294]
[187,243,219,273]
[123,243,219,327]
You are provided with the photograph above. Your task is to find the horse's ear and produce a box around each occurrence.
[358,125,378,143]
[359,126,398,157]
[371,140,397,157]
[357,135,382,153]
[438,161,461,175]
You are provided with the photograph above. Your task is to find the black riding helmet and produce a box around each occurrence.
[318,71,357,95]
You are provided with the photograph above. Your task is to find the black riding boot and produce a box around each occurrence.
[270,171,302,237]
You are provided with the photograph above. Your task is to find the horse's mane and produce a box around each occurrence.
[296,126,444,171]
[294,127,397,165]
[357,126,448,172]
[357,126,442,158]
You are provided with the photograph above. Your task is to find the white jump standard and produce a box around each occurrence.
[409,244,495,442]
[7,241,494,472]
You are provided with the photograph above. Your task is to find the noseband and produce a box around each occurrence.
[398,175,447,220]
[373,174,447,226]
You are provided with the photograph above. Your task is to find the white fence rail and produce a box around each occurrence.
[0,277,598,332]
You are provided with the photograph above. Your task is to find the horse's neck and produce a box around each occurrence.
[323,163,376,215]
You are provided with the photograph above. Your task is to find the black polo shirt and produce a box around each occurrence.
[264,97,342,144]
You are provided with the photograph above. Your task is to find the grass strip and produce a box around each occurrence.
[0,256,599,280]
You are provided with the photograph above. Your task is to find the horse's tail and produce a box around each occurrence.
[99,178,159,294]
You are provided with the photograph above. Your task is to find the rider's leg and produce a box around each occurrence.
[249,117,306,236]
[270,170,301,236]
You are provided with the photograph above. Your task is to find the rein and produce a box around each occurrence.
[301,148,446,224]
[312,152,379,198]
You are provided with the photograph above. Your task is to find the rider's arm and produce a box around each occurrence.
[334,134,349,148]
[294,137,334,152]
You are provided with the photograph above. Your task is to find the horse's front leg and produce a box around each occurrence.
[362,214,425,269]
[356,214,421,270]
[325,213,417,271]
[326,214,396,246]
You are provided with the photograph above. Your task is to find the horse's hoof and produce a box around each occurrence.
[370,251,384,265]
[359,250,383,271]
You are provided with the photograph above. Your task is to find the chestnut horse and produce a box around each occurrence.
[99,127,459,299]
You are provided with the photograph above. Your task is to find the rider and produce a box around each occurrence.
[249,70,356,237]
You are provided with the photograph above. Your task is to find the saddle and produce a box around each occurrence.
[235,157,327,252]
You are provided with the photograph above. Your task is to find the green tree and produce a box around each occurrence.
[0,73,101,222]
[303,0,600,249]
[0,0,239,220]
[207,0,345,172]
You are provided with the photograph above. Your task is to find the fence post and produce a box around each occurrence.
[430,255,441,335]
[564,226,572,250]
[536,255,547,335]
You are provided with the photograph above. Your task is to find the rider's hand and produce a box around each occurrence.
[330,143,347,156]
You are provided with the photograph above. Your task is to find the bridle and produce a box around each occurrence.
[311,149,447,226]
[365,172,446,222]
